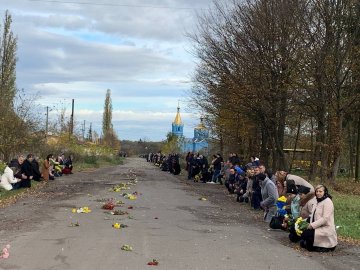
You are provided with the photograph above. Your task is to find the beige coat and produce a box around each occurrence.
[310,197,337,248]
[42,159,50,181]
[300,193,317,219]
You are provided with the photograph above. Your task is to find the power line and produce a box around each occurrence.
[28,0,206,10]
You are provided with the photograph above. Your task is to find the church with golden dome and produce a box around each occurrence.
[171,106,209,153]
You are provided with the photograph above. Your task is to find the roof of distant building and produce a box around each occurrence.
[173,106,183,125]
[195,117,206,130]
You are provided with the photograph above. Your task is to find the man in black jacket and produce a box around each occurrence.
[19,154,34,188]
[31,156,42,181]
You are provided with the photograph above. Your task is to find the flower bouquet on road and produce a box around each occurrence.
[72,207,91,213]
[295,217,309,236]
[102,200,116,210]
[121,244,133,251]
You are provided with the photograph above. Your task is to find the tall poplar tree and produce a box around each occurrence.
[102,89,112,136]
[0,10,16,111]
[0,10,19,160]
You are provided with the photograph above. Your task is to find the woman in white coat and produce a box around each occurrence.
[0,166,21,190]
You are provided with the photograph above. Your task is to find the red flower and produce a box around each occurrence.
[147,259,159,266]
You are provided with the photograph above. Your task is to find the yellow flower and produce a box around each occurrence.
[72,208,77,213]
[295,217,304,225]
[295,228,303,236]
[113,223,121,229]
[82,207,91,213]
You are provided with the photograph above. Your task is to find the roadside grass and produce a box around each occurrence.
[0,180,42,205]
[75,155,123,172]
[302,177,360,241]
[332,192,360,241]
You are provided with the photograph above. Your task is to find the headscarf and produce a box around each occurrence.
[315,184,332,202]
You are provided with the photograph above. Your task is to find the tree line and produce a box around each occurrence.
[189,0,360,183]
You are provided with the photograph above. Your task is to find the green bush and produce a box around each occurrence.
[84,155,97,164]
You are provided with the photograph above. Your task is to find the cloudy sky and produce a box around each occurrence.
[1,0,212,141]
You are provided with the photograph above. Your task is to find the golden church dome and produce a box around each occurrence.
[173,107,182,125]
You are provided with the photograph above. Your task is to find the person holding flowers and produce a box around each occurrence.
[300,184,337,252]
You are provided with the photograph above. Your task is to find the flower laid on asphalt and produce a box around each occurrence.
[69,222,80,227]
[199,197,207,201]
[112,223,128,229]
[122,193,137,200]
[295,217,310,236]
[113,223,121,229]
[0,244,10,259]
[147,259,159,266]
[111,210,128,215]
[72,207,92,213]
[113,182,133,192]
[121,244,133,251]
[102,201,116,210]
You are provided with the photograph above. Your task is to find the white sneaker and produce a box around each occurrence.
[207,181,216,184]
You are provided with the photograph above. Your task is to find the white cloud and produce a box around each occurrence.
[1,0,212,140]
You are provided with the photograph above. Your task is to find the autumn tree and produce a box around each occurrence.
[189,0,307,169]
[188,0,360,183]
[296,0,360,183]
[102,89,112,135]
[0,11,21,160]
[101,89,120,150]
[161,132,181,154]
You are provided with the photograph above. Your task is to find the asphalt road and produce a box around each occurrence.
[0,158,359,270]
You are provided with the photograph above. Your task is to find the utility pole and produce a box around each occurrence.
[45,106,49,138]
[69,99,74,140]
[82,120,86,140]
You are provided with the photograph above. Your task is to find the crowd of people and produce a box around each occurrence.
[0,153,73,191]
[146,152,181,175]
[153,151,338,253]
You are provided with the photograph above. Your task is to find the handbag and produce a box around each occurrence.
[269,214,285,230]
